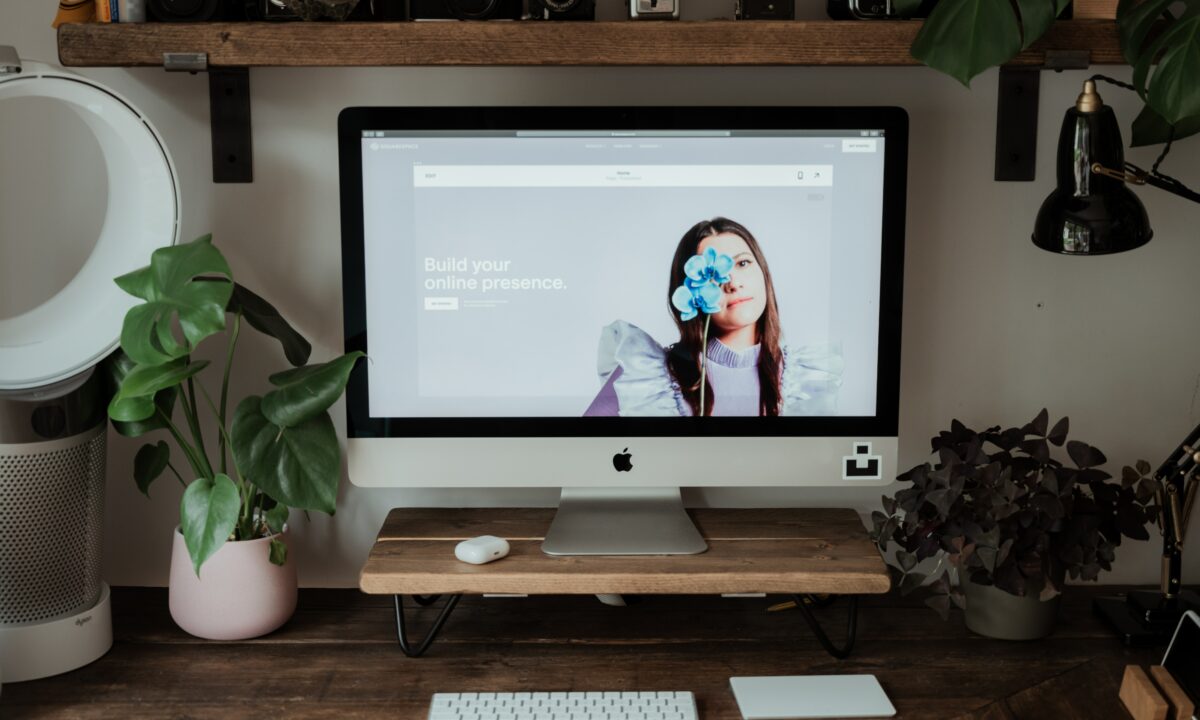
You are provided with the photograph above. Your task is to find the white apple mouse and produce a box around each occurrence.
[455,535,510,564]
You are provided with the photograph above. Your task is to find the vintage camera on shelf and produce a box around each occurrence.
[407,0,521,19]
[254,0,405,19]
[527,0,595,21]
[826,0,936,19]
[736,0,792,20]
[628,0,678,20]
[147,0,251,21]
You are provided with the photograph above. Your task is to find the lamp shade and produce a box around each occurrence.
[1032,84,1152,255]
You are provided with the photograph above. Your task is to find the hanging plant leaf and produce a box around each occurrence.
[260,351,365,429]
[1130,104,1200,147]
[108,359,209,423]
[269,538,288,566]
[180,473,240,576]
[910,0,1023,87]
[134,441,170,497]
[115,235,233,367]
[1143,14,1200,125]
[1013,0,1069,50]
[1047,416,1069,447]
[227,283,312,368]
[265,503,289,534]
[231,395,339,514]
[1118,0,1175,66]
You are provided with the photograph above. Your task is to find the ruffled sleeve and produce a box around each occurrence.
[780,344,844,416]
[595,320,688,416]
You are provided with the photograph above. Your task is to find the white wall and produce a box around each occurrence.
[3,2,1199,588]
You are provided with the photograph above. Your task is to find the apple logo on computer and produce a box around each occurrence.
[612,448,633,472]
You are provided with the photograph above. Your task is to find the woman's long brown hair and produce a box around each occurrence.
[665,218,783,416]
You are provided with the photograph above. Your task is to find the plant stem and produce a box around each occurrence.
[700,314,711,417]
[182,373,214,479]
[218,312,242,475]
[157,407,206,480]
[165,461,186,489]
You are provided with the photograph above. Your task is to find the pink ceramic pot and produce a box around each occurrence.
[168,527,298,640]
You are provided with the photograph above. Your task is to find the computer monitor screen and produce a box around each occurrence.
[339,107,906,490]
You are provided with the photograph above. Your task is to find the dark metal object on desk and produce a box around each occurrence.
[1094,424,1200,645]
[527,0,596,21]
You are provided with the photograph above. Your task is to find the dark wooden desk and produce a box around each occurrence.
[1,586,1162,719]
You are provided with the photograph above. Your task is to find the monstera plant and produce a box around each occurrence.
[909,0,1200,147]
[104,235,363,575]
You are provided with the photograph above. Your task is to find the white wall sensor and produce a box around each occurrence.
[454,536,510,564]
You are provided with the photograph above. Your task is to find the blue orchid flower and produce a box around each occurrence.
[683,247,733,290]
[671,248,732,321]
[672,282,722,321]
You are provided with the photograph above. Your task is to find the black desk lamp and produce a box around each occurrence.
[1032,78,1200,256]
[1030,79,1200,642]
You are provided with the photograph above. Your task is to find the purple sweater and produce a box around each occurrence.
[583,340,762,417]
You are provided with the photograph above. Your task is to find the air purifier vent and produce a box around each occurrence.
[0,428,105,626]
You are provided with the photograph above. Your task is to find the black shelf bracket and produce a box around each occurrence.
[995,50,1090,182]
[165,53,253,183]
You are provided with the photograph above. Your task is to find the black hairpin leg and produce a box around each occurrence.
[791,594,858,659]
[394,594,462,657]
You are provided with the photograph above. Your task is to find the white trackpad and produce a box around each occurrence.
[729,675,896,719]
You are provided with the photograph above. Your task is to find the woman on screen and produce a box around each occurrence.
[583,217,843,417]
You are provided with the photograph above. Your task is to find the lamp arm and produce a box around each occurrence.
[1088,74,1200,206]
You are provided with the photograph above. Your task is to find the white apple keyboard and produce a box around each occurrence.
[428,690,698,719]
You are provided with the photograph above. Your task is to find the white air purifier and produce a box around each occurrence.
[0,47,179,683]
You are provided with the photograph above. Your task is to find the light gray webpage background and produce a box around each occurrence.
[361,134,886,417]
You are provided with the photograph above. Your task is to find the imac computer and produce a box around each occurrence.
[338,107,907,555]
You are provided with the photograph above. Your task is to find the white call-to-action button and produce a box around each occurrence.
[424,297,459,310]
[842,139,878,153]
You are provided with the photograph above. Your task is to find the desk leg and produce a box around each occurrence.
[394,594,462,658]
[791,594,858,659]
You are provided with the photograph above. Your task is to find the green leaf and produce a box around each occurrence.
[231,395,340,514]
[116,358,209,405]
[134,441,170,497]
[1132,105,1200,147]
[108,392,158,424]
[102,351,179,437]
[115,235,233,367]
[1144,15,1200,125]
[180,473,240,576]
[261,352,365,429]
[269,538,288,566]
[1013,0,1057,50]
[910,0,1023,87]
[265,502,289,534]
[1118,0,1176,66]
[227,283,312,368]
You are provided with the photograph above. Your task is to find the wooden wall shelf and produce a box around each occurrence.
[57,19,1122,68]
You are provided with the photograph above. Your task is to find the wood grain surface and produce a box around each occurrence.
[360,508,892,595]
[0,586,1165,719]
[57,20,1123,68]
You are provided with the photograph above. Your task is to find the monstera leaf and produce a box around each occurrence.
[231,396,340,514]
[1120,0,1200,144]
[260,352,365,428]
[227,283,312,368]
[911,0,1069,87]
[102,350,179,437]
[114,235,233,367]
[180,473,240,575]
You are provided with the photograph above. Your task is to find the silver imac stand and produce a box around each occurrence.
[542,487,708,555]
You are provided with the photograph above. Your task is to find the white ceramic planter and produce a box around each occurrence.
[168,527,298,640]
